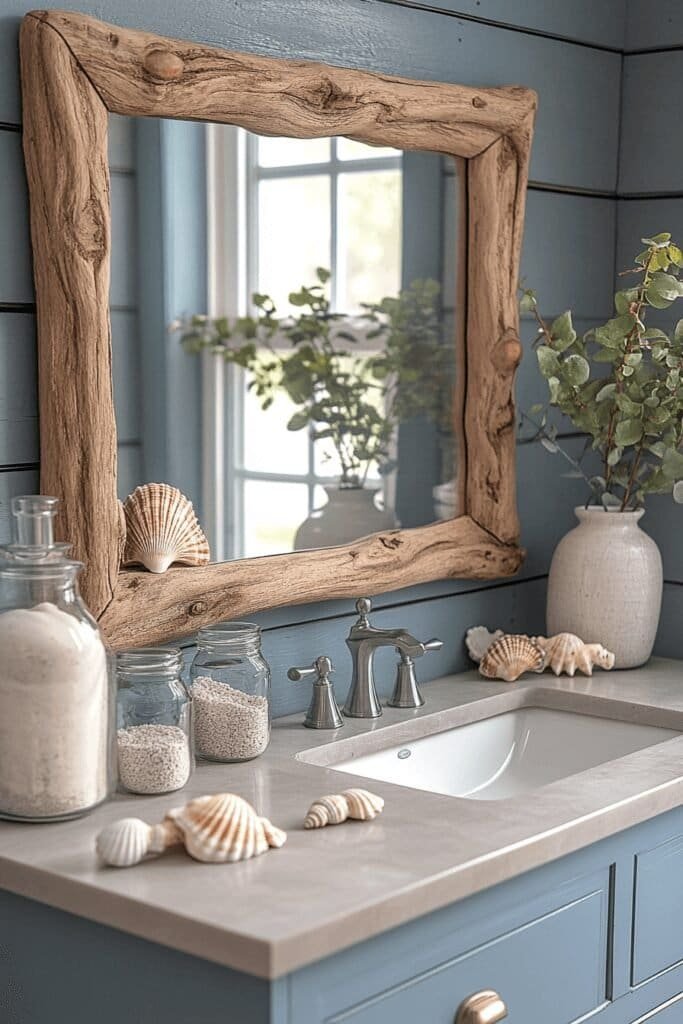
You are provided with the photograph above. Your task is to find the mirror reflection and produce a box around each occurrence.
[110,117,464,563]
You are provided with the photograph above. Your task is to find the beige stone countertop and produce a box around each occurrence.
[1,658,683,979]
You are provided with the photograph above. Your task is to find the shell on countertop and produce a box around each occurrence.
[479,634,545,683]
[534,633,615,677]
[95,817,182,868]
[121,482,210,574]
[465,626,504,664]
[304,788,384,829]
[166,793,287,863]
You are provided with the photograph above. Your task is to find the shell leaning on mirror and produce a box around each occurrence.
[465,626,504,663]
[534,633,615,677]
[304,788,385,829]
[121,482,210,573]
[95,816,183,867]
[166,793,287,863]
[478,634,545,683]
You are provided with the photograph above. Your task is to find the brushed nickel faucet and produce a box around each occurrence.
[343,598,443,718]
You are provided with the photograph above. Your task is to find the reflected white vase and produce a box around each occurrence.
[294,485,396,551]
[546,507,663,669]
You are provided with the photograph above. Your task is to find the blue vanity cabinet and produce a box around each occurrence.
[1,806,682,1024]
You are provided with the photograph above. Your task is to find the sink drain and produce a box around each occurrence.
[397,748,411,760]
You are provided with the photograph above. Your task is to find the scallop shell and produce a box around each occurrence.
[534,634,615,677]
[122,482,210,573]
[96,817,182,868]
[465,626,504,663]
[479,634,545,682]
[303,789,384,829]
[166,793,287,863]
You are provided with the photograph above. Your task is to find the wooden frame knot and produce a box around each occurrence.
[143,48,184,81]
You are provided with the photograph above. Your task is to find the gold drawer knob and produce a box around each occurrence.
[455,990,507,1024]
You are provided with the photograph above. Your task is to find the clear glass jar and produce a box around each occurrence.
[189,622,271,762]
[116,647,193,794]
[0,496,113,821]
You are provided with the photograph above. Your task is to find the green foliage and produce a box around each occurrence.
[171,270,450,486]
[522,235,683,510]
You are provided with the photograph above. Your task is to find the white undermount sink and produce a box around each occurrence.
[328,706,680,801]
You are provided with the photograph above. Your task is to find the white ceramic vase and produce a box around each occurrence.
[294,485,396,551]
[546,507,663,669]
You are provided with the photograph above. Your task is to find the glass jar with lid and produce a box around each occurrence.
[0,495,113,821]
[116,647,193,794]
[189,622,271,762]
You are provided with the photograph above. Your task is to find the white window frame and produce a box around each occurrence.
[206,124,402,560]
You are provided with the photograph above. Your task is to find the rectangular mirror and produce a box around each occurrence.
[20,11,535,646]
[111,116,463,562]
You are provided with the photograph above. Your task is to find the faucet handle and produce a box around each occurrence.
[422,638,444,654]
[388,636,444,709]
[354,597,372,625]
[288,656,344,730]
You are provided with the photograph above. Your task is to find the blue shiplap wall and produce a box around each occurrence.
[0,1,631,714]
[618,3,683,656]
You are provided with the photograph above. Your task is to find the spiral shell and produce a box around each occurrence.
[95,817,182,867]
[122,482,210,573]
[479,634,544,682]
[534,634,615,677]
[166,793,287,863]
[304,789,384,829]
[465,626,504,664]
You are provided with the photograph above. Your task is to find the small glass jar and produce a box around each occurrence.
[116,647,193,795]
[189,622,271,762]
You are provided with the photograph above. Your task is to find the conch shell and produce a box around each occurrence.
[121,482,210,573]
[465,626,504,663]
[304,788,384,829]
[96,817,182,867]
[479,634,545,682]
[167,792,287,863]
[534,633,615,677]
[96,793,286,868]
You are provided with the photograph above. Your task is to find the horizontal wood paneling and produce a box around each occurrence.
[616,197,683,267]
[625,0,683,52]
[395,1,625,49]
[1,1,620,190]
[0,311,36,464]
[0,128,31,303]
[619,53,683,194]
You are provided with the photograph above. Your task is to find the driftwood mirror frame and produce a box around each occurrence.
[19,9,536,649]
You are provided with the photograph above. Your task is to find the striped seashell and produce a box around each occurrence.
[534,633,615,677]
[343,788,385,821]
[479,634,544,683]
[304,789,384,829]
[166,793,287,863]
[465,626,504,664]
[121,482,210,574]
[95,817,182,868]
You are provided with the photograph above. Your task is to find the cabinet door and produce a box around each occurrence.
[632,833,683,986]
[630,994,683,1022]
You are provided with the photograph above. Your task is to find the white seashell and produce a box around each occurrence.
[304,795,349,829]
[304,789,384,829]
[95,817,182,867]
[166,793,286,863]
[121,482,210,573]
[343,788,384,821]
[479,634,544,682]
[465,626,504,663]
[534,634,616,677]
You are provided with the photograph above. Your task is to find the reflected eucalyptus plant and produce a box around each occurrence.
[173,270,450,487]
[522,233,683,510]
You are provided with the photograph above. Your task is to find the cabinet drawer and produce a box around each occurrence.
[327,888,608,1024]
[632,833,683,986]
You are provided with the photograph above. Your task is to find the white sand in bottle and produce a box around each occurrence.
[0,602,109,818]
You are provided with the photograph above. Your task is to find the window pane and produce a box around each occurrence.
[257,136,330,167]
[257,176,330,313]
[336,170,401,311]
[337,138,401,161]
[242,365,309,475]
[242,480,309,556]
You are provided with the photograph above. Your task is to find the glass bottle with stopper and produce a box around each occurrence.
[0,496,112,821]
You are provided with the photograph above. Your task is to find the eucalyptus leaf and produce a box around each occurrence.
[563,354,590,386]
[615,418,643,446]
[674,480,683,504]
[602,492,621,509]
